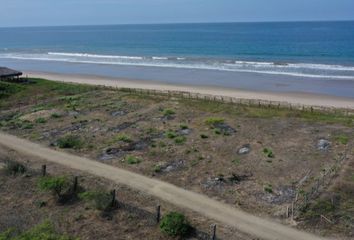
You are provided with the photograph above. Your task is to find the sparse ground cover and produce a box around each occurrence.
[0,78,353,238]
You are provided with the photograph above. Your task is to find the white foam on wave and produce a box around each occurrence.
[48,52,144,60]
[152,56,168,60]
[1,52,354,80]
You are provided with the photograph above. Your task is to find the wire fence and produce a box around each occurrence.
[289,143,352,219]
[2,161,219,240]
[109,86,354,116]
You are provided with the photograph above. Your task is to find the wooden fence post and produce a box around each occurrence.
[210,224,216,240]
[111,189,116,207]
[73,176,78,192]
[41,165,46,177]
[156,205,161,224]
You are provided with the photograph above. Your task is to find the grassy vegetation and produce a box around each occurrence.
[335,134,349,145]
[174,136,186,145]
[38,176,70,198]
[0,81,24,100]
[180,98,354,126]
[205,117,224,126]
[0,221,77,240]
[162,108,175,117]
[79,191,113,211]
[125,155,142,165]
[35,117,47,124]
[114,134,132,143]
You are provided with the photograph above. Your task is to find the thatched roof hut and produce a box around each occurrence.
[0,67,23,80]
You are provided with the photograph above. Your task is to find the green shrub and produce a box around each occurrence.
[153,164,162,173]
[57,135,83,149]
[51,113,62,119]
[174,136,186,145]
[22,122,34,129]
[79,191,112,211]
[38,176,69,198]
[36,118,47,124]
[205,117,224,126]
[165,131,177,139]
[214,128,222,135]
[180,124,188,130]
[335,134,349,145]
[0,221,77,240]
[200,134,209,139]
[4,161,26,175]
[263,148,274,158]
[264,184,273,193]
[114,134,132,143]
[125,155,141,164]
[163,109,175,116]
[160,212,191,237]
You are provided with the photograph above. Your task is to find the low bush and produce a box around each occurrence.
[180,124,188,130]
[57,135,83,149]
[160,212,191,237]
[125,155,142,164]
[38,176,70,198]
[200,134,209,139]
[51,113,62,119]
[35,117,47,124]
[264,184,273,193]
[114,134,132,143]
[165,131,177,139]
[174,136,186,145]
[4,160,26,175]
[263,148,274,158]
[163,109,175,116]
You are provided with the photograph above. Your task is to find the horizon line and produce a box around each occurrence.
[1,19,354,29]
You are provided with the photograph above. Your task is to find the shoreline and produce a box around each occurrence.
[26,71,354,109]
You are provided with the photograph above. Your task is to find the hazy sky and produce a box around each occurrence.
[0,0,353,27]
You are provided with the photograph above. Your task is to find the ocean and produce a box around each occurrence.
[1,21,354,97]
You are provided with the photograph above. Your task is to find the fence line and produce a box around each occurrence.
[112,86,354,116]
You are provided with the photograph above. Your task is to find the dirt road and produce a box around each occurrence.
[0,132,326,240]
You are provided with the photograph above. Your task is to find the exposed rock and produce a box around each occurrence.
[178,129,192,135]
[317,139,330,151]
[213,123,236,135]
[161,160,185,173]
[98,148,124,161]
[237,144,251,155]
[68,111,80,116]
[111,111,126,117]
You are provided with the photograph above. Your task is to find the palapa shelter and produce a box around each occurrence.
[0,67,23,80]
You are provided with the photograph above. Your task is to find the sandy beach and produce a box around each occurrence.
[27,71,354,109]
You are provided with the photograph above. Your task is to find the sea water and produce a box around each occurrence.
[0,21,354,97]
